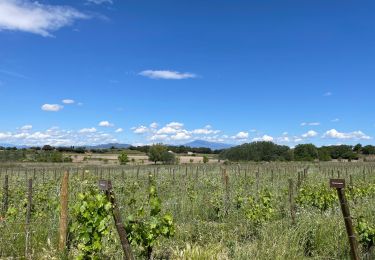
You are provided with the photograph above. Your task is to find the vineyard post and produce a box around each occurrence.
[223,169,229,215]
[329,179,360,260]
[2,175,8,216]
[25,178,32,258]
[59,171,69,252]
[99,180,134,260]
[288,178,296,225]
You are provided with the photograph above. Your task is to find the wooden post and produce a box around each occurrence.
[59,171,69,251]
[329,179,360,260]
[99,180,134,260]
[223,170,229,215]
[25,178,32,258]
[288,179,296,224]
[2,175,8,216]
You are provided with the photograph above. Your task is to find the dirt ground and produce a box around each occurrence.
[69,153,219,165]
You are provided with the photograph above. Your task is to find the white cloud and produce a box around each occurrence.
[139,70,196,80]
[115,128,123,133]
[192,128,220,135]
[0,132,12,140]
[0,0,89,37]
[0,127,118,146]
[157,122,184,134]
[150,134,169,141]
[233,131,249,140]
[62,99,75,104]
[324,92,332,96]
[323,129,371,140]
[98,121,114,127]
[331,118,340,122]
[20,124,32,131]
[79,127,97,133]
[150,122,158,129]
[302,130,318,138]
[191,125,220,135]
[301,122,320,126]
[41,104,63,112]
[132,126,148,134]
[171,132,191,140]
[252,135,274,142]
[277,136,290,142]
[87,0,113,4]
[166,122,184,129]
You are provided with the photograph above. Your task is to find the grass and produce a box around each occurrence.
[0,162,374,259]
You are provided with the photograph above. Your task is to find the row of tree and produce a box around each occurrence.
[220,142,375,162]
[129,145,221,154]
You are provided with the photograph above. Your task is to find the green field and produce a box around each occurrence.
[1,162,374,259]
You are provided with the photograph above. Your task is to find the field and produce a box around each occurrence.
[1,162,375,259]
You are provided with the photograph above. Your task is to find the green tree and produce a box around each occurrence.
[318,147,331,161]
[362,145,375,155]
[161,151,176,164]
[148,144,167,164]
[219,141,291,162]
[118,151,130,165]
[353,143,362,153]
[294,144,318,161]
[203,155,209,164]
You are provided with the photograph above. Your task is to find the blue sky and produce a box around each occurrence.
[0,0,374,146]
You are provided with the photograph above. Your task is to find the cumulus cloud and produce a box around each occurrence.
[0,127,118,146]
[20,125,32,131]
[139,70,196,80]
[115,128,123,133]
[79,127,97,133]
[301,122,320,126]
[62,99,75,104]
[132,126,148,134]
[98,121,114,127]
[331,118,340,122]
[0,0,89,37]
[323,129,371,140]
[0,132,12,139]
[156,122,184,135]
[171,132,191,140]
[302,130,318,138]
[132,122,226,144]
[252,135,274,142]
[191,125,220,135]
[150,134,168,141]
[86,0,113,4]
[150,122,158,129]
[233,131,249,140]
[41,104,63,112]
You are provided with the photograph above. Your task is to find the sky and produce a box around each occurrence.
[0,0,375,147]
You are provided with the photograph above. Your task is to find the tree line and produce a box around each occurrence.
[219,142,375,162]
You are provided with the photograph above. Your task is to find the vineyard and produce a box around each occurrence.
[1,162,375,259]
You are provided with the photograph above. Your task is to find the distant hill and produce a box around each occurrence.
[0,143,29,148]
[88,143,131,149]
[184,140,234,150]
